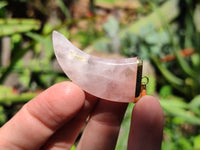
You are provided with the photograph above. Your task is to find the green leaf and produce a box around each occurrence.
[19,68,31,88]
[191,53,200,68]
[121,0,179,36]
[25,32,51,48]
[0,1,7,9]
[160,98,188,109]
[162,141,175,150]
[177,138,193,150]
[0,85,37,105]
[0,42,34,84]
[146,75,156,95]
[93,38,110,52]
[25,32,53,59]
[11,34,22,44]
[174,49,197,78]
[159,85,172,98]
[70,145,76,150]
[93,0,180,52]
[0,19,41,36]
[151,56,184,86]
[103,16,119,38]
[161,99,200,125]
[0,85,12,98]
[56,0,71,20]
[0,106,6,125]
[145,32,159,44]
[165,107,200,125]
[172,117,185,124]
[194,4,200,32]
[150,45,160,55]
[116,103,134,150]
[189,95,200,109]
[0,92,37,105]
[193,135,200,150]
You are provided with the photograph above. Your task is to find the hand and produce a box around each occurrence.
[0,81,163,150]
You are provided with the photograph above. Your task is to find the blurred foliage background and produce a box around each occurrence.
[0,0,200,149]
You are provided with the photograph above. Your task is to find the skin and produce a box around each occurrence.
[0,81,163,150]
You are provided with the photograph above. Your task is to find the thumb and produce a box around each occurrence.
[0,81,85,150]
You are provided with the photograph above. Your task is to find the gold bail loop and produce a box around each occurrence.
[141,76,149,90]
[135,76,149,103]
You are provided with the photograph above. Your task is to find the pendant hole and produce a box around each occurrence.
[142,76,149,85]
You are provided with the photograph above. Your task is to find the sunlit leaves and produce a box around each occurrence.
[0,19,41,36]
[194,4,200,32]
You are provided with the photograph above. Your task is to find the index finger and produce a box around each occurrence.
[0,81,85,150]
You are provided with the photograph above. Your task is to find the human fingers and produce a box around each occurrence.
[42,93,98,149]
[128,95,164,150]
[0,81,85,150]
[76,99,127,150]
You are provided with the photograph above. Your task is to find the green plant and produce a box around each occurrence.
[109,1,200,149]
[0,0,200,149]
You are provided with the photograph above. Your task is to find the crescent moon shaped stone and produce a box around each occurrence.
[52,31,139,103]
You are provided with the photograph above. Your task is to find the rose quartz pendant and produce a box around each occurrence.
[52,31,143,103]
